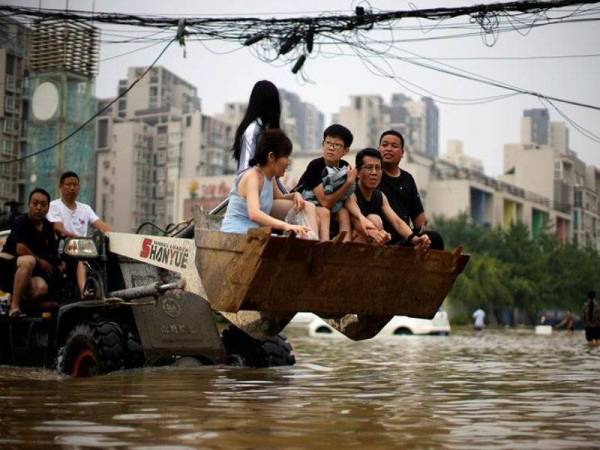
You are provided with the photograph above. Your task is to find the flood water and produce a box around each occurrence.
[1,329,599,449]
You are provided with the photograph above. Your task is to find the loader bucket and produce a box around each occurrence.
[195,226,469,319]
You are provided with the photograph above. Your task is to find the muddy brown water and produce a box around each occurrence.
[1,328,599,449]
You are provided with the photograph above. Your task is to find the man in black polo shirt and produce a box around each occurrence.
[377,130,444,250]
[0,188,62,317]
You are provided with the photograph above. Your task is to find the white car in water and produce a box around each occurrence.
[289,309,451,337]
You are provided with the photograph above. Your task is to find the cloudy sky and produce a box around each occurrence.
[9,0,600,175]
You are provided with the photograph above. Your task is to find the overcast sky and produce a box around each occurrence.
[10,0,600,175]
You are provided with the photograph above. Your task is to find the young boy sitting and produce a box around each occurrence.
[293,124,357,241]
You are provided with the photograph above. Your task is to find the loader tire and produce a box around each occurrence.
[124,328,145,369]
[222,325,295,368]
[58,321,125,377]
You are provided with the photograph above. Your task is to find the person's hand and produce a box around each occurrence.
[357,217,375,237]
[36,257,56,275]
[285,223,311,238]
[410,234,431,249]
[367,228,390,246]
[293,192,305,211]
[346,165,357,184]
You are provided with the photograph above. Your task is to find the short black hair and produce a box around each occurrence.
[323,124,353,148]
[355,148,382,170]
[28,187,51,204]
[589,290,596,299]
[60,171,79,185]
[250,129,293,167]
[379,129,404,148]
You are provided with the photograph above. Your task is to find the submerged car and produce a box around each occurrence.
[290,308,451,337]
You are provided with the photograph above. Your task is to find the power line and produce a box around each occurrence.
[0,38,176,166]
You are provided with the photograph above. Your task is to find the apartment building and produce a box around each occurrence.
[336,93,439,156]
[440,140,484,173]
[96,120,160,232]
[335,95,387,149]
[502,110,600,249]
[25,20,99,204]
[0,18,29,207]
[96,67,205,230]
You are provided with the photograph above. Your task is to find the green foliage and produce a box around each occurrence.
[434,214,600,324]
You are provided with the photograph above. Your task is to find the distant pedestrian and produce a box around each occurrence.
[473,308,485,331]
[582,290,600,345]
[555,309,575,332]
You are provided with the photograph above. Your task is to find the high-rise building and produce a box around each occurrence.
[97,66,203,229]
[0,17,29,208]
[25,19,99,205]
[549,121,569,154]
[422,97,439,158]
[521,108,549,145]
[401,96,439,158]
[95,119,160,232]
[279,89,324,152]
[218,91,323,155]
[200,114,233,176]
[502,112,600,248]
[441,140,484,173]
[335,93,439,156]
[335,95,387,149]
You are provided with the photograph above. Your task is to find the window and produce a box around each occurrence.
[186,115,192,127]
[6,55,14,74]
[554,160,562,179]
[4,96,15,113]
[5,75,15,92]
[97,118,109,148]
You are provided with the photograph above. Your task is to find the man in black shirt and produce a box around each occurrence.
[0,188,62,317]
[350,148,430,249]
[378,130,444,250]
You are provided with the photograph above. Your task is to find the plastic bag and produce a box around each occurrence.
[284,208,319,241]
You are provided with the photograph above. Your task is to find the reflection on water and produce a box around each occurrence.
[1,330,599,449]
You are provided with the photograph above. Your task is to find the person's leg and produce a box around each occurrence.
[351,214,383,243]
[77,261,86,296]
[366,214,383,230]
[270,199,294,221]
[28,276,48,300]
[336,208,351,243]
[316,207,330,241]
[9,255,36,315]
[303,202,320,239]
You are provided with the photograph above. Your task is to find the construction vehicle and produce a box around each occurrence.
[0,207,469,376]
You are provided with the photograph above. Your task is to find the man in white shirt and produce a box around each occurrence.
[472,308,486,331]
[47,171,112,296]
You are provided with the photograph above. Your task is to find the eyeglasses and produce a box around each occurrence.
[361,164,382,173]
[324,140,345,151]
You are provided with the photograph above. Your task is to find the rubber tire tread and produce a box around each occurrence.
[59,321,125,376]
[222,325,295,368]
[124,328,145,369]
